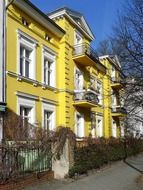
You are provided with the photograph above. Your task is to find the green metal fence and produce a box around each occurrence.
[0,141,52,183]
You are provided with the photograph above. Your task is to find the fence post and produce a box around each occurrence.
[52,139,74,179]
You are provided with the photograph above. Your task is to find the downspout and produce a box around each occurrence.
[0,0,15,142]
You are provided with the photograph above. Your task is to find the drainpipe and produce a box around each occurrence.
[0,0,15,143]
[0,0,6,143]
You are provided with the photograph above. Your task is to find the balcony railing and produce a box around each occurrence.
[111,77,123,90]
[111,77,122,83]
[112,106,127,114]
[73,43,106,73]
[73,89,99,107]
[73,43,99,61]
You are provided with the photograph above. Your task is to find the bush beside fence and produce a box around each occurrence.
[69,137,143,177]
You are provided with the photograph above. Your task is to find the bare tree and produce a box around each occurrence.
[97,0,143,136]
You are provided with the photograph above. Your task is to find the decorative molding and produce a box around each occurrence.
[49,10,94,41]
[15,91,39,100]
[7,71,38,86]
[42,45,57,56]
[40,97,58,105]
[16,29,38,45]
[6,71,59,92]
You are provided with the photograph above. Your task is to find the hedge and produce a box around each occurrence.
[69,137,143,177]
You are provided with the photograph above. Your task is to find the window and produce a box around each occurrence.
[17,30,37,79]
[74,32,82,45]
[20,46,32,78]
[112,119,117,137]
[44,58,53,86]
[111,65,116,80]
[74,31,83,55]
[75,112,84,137]
[20,106,32,126]
[96,115,103,137]
[22,18,29,27]
[97,81,102,105]
[43,48,56,87]
[42,103,56,131]
[75,68,84,90]
[112,93,117,107]
[17,96,35,138]
[91,112,96,138]
[44,110,53,131]
[18,97,35,124]
[90,76,96,89]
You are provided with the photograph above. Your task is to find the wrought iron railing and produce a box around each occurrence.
[73,43,99,61]
[74,89,99,104]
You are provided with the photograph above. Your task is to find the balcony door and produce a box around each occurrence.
[112,93,117,111]
[75,113,84,138]
[74,32,83,55]
[111,65,116,80]
[75,68,84,90]
[112,119,117,137]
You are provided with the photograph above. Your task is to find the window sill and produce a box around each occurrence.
[7,71,57,92]
[42,83,57,92]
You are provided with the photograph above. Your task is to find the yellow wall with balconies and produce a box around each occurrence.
[6,2,124,139]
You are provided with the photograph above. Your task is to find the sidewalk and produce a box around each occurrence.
[23,154,143,190]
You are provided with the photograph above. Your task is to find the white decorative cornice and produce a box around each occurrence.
[16,29,38,45]
[49,11,94,41]
[15,91,39,100]
[42,45,57,56]
[40,97,58,105]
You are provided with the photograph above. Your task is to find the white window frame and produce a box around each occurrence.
[75,112,84,138]
[112,119,117,138]
[97,80,102,105]
[74,31,83,55]
[74,67,84,90]
[111,65,116,80]
[17,97,35,125]
[74,30,83,45]
[42,47,56,87]
[96,115,103,137]
[91,112,96,138]
[17,30,37,80]
[90,75,96,89]
[112,91,117,109]
[42,103,56,131]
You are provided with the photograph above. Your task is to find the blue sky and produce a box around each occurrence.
[31,0,124,48]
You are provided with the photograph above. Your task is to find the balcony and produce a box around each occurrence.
[112,106,127,117]
[73,43,106,73]
[73,89,99,108]
[111,77,123,90]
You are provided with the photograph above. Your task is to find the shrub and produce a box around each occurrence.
[69,137,143,177]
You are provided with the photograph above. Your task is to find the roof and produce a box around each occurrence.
[99,55,121,69]
[48,7,95,41]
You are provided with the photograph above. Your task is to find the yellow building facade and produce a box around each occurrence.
[6,1,125,138]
